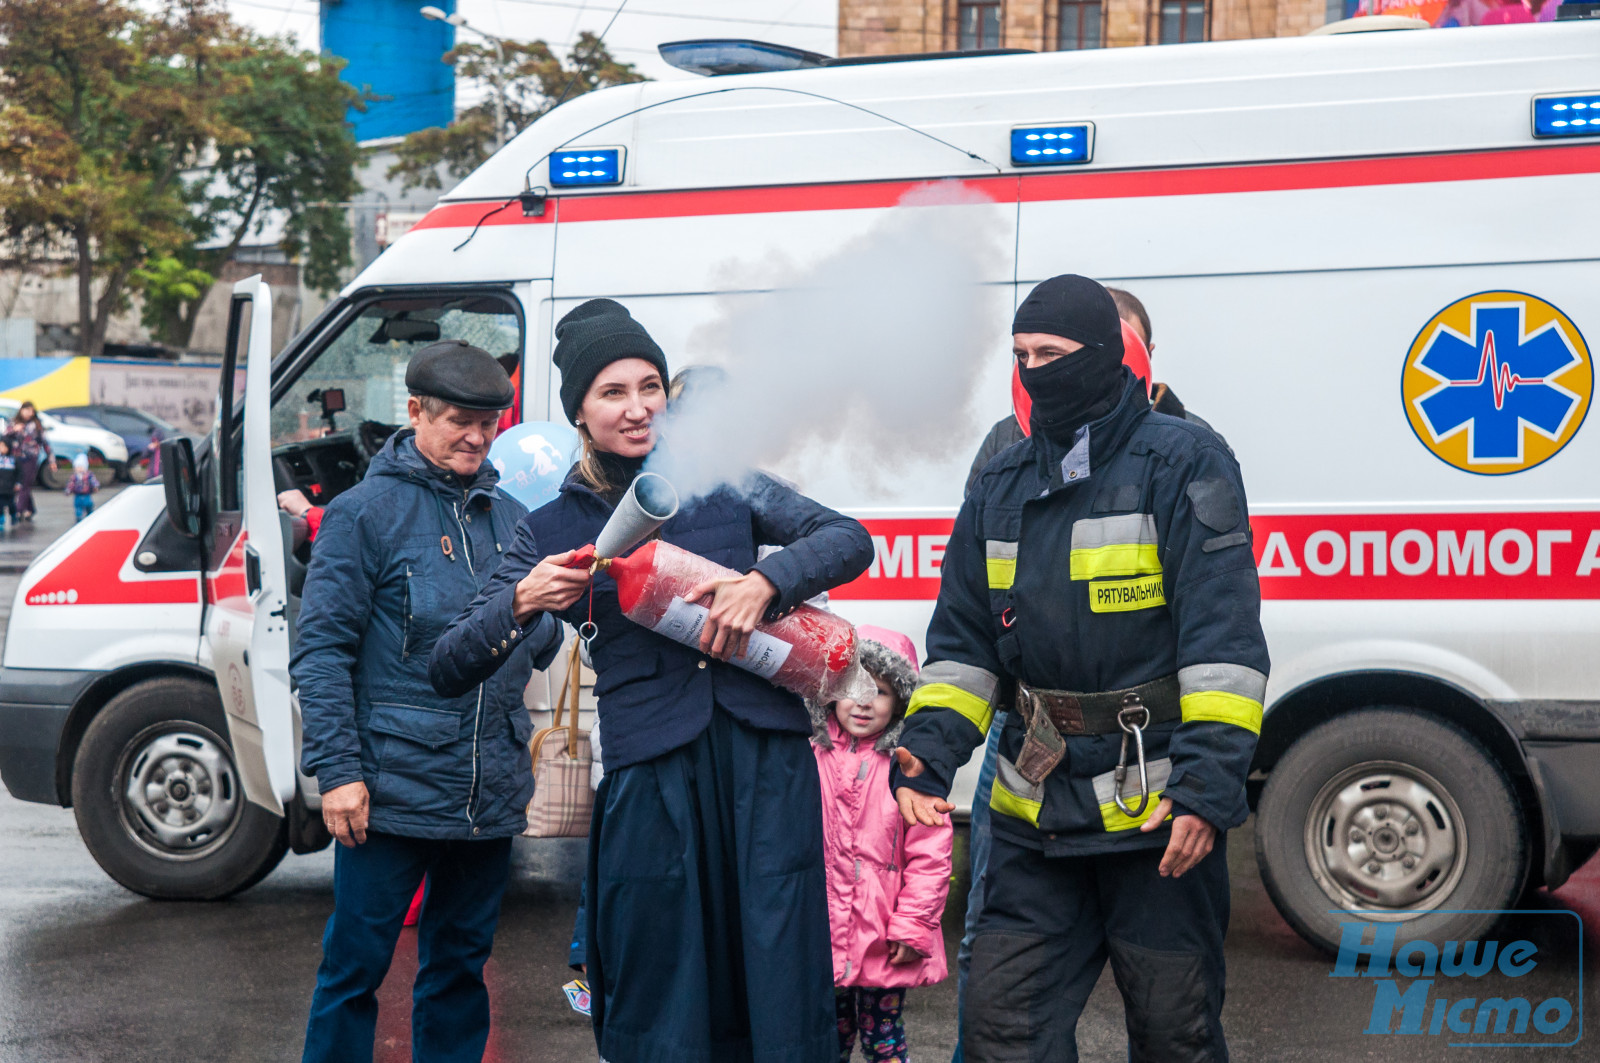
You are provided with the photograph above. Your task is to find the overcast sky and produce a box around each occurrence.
[225,0,840,96]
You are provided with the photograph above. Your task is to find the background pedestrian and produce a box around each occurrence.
[7,401,50,522]
[65,454,99,522]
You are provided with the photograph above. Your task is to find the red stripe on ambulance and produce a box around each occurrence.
[838,513,1600,602]
[832,518,952,601]
[23,530,200,606]
[410,144,1600,234]
[1253,513,1600,600]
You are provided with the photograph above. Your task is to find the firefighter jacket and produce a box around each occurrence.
[895,370,1269,857]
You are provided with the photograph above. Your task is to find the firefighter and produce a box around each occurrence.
[893,275,1268,1062]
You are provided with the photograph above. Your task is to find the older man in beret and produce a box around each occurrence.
[294,340,564,1063]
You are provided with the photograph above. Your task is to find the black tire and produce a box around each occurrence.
[1255,707,1525,955]
[71,677,289,900]
[35,455,64,491]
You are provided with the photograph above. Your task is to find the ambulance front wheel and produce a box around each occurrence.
[1254,707,1526,955]
[71,677,289,900]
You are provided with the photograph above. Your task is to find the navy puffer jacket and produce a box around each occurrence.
[293,430,564,839]
[431,470,874,771]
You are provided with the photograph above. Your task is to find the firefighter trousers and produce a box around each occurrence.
[963,832,1230,1063]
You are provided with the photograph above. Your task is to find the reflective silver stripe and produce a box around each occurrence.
[985,540,1018,560]
[1178,663,1268,703]
[919,660,1000,704]
[1091,756,1173,806]
[994,755,1044,804]
[1070,514,1158,551]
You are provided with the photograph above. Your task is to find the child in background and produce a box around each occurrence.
[66,454,100,522]
[0,441,16,530]
[812,626,951,1063]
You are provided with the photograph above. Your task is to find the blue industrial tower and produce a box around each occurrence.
[320,0,457,142]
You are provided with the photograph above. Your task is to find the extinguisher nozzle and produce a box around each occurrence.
[594,473,681,560]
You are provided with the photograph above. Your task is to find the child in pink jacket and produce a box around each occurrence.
[812,625,952,1063]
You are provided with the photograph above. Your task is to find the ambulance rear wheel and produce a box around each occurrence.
[72,677,289,900]
[1255,707,1525,955]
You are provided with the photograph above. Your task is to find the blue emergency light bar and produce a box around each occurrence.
[1011,123,1095,166]
[1533,93,1600,137]
[550,147,625,187]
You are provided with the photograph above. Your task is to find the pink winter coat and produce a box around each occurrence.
[813,715,952,988]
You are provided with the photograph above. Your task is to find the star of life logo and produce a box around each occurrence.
[1403,292,1592,475]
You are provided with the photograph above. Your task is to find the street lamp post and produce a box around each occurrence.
[420,6,508,151]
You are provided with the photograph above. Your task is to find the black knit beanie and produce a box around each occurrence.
[553,299,670,425]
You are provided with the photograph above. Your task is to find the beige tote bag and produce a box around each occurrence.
[524,640,594,838]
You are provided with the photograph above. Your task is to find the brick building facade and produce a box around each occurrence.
[838,0,1338,55]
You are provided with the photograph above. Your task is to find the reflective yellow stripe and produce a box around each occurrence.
[1069,543,1162,581]
[907,683,995,734]
[1088,573,1166,613]
[1180,690,1264,734]
[1092,757,1173,831]
[985,540,1017,590]
[1099,790,1172,832]
[991,778,1043,827]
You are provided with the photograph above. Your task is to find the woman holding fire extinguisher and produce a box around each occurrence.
[430,298,874,1063]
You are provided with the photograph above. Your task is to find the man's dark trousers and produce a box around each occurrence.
[964,833,1230,1063]
[302,831,514,1063]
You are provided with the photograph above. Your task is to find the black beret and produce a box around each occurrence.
[553,299,669,425]
[405,340,516,411]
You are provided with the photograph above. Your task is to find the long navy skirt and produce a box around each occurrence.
[586,708,835,1063]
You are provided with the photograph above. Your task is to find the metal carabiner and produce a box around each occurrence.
[1112,693,1151,818]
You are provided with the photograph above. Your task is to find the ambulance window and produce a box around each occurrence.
[271,294,522,447]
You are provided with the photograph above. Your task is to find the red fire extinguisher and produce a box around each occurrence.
[604,540,876,705]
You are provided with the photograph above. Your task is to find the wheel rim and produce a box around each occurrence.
[1303,760,1468,920]
[115,723,243,860]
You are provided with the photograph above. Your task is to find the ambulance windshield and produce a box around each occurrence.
[271,294,521,447]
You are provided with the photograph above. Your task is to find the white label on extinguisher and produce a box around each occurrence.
[653,597,794,680]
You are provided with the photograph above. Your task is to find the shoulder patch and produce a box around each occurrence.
[1186,478,1242,532]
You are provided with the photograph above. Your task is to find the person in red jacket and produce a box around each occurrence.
[811,626,951,1063]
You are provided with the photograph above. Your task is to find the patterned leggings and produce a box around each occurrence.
[835,986,908,1062]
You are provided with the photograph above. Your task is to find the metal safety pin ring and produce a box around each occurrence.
[577,621,598,647]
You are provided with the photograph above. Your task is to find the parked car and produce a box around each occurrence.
[0,400,129,489]
[47,405,177,483]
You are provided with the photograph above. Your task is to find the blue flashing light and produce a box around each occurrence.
[1533,93,1600,138]
[549,147,625,187]
[1011,123,1094,167]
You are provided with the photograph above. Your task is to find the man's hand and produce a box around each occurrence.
[323,780,370,848]
[277,489,313,518]
[1140,797,1216,878]
[513,550,591,623]
[685,571,777,662]
[892,748,954,827]
[887,940,922,965]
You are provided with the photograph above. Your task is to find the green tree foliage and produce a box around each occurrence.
[0,0,361,353]
[129,255,213,338]
[388,31,644,193]
[0,0,240,357]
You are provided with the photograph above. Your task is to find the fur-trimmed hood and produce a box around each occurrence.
[809,631,920,751]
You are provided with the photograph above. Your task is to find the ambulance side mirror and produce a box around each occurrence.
[161,437,203,539]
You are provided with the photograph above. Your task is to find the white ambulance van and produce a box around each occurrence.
[1,21,1595,953]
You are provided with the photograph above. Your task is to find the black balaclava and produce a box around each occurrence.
[1012,275,1125,446]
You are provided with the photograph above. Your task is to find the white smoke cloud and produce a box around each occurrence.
[645,180,1010,501]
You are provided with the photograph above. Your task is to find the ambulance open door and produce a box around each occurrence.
[200,277,295,815]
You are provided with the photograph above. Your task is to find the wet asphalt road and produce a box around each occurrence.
[1,492,1598,1061]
